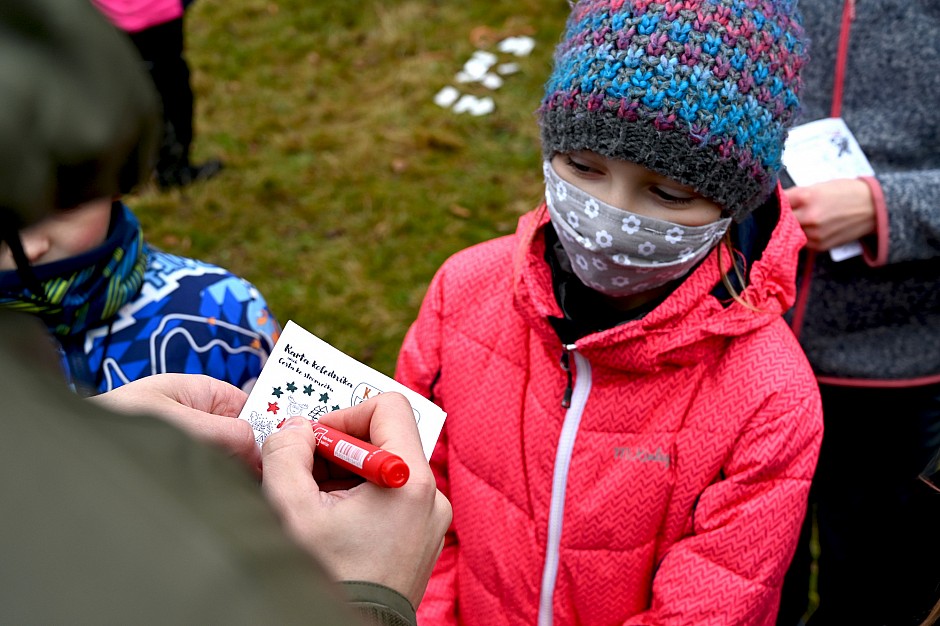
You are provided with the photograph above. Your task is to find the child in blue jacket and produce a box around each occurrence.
[0,196,279,394]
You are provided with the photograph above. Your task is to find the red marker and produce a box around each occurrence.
[309,422,410,488]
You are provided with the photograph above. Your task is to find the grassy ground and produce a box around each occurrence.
[128,0,571,376]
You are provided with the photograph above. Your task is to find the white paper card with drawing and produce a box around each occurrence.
[782,117,875,262]
[237,320,446,460]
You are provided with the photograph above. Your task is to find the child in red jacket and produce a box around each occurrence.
[396,1,822,624]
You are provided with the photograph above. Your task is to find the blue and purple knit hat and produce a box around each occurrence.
[539,0,807,221]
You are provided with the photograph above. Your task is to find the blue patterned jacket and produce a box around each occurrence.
[68,245,280,393]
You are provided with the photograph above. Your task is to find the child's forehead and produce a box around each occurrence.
[21,197,110,228]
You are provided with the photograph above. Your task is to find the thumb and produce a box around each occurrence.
[261,417,321,514]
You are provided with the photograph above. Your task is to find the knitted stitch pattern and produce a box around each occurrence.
[539,0,806,221]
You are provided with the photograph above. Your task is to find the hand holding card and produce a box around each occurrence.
[782,117,876,261]
[91,373,260,471]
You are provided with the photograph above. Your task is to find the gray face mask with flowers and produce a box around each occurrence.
[543,161,731,298]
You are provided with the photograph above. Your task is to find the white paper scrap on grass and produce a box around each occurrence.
[481,73,503,90]
[433,85,460,108]
[452,94,494,116]
[460,50,498,81]
[497,36,535,56]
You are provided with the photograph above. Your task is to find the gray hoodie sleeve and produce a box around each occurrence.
[798,2,940,266]
[879,169,940,264]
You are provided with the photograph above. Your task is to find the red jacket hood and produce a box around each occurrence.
[511,186,806,372]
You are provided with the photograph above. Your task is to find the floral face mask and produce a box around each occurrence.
[543,160,731,297]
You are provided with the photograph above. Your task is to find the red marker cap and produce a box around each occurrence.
[374,455,410,488]
[309,422,410,488]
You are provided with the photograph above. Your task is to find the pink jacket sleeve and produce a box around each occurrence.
[624,392,823,625]
[396,272,460,626]
[91,0,183,33]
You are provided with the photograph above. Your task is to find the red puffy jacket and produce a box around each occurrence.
[397,192,822,625]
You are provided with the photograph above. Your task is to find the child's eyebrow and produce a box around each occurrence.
[645,171,696,191]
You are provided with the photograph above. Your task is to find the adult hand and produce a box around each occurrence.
[89,373,258,470]
[786,178,876,251]
[261,392,452,609]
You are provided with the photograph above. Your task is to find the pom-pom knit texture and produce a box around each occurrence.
[539,0,806,221]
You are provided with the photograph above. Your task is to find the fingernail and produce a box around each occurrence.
[278,416,308,431]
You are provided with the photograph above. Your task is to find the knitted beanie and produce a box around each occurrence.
[539,0,807,221]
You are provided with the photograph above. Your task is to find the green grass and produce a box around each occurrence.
[129,0,571,375]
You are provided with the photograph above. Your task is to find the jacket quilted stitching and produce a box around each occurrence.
[398,191,822,626]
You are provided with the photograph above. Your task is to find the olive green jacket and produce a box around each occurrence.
[0,0,417,620]
[0,313,415,625]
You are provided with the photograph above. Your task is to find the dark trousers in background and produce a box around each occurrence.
[779,383,940,626]
[128,17,194,182]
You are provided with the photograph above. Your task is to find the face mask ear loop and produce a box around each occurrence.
[0,221,47,299]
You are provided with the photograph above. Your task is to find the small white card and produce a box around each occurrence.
[237,320,446,460]
[783,117,875,261]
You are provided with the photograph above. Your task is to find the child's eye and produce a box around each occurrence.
[651,186,694,205]
[565,156,599,175]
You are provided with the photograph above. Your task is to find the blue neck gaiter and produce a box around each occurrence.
[0,202,146,337]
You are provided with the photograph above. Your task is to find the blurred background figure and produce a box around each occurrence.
[778,1,940,625]
[93,0,223,189]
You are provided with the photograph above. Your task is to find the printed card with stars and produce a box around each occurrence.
[237,320,446,460]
